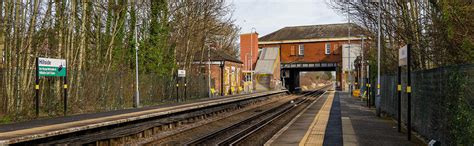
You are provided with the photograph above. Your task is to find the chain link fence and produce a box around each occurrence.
[378,64,474,145]
[0,68,209,123]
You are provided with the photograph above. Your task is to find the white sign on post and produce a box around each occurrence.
[399,45,408,66]
[178,70,186,78]
[38,57,67,77]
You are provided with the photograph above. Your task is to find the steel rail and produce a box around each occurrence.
[224,86,331,146]
[222,90,326,146]
[185,86,330,145]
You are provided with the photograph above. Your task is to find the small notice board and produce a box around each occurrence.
[399,45,407,66]
[178,70,186,78]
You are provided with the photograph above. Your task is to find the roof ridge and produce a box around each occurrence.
[283,23,353,29]
[259,23,365,42]
[209,49,242,63]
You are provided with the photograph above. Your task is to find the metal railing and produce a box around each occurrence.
[378,64,474,144]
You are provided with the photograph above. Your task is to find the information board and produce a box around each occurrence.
[38,57,67,77]
[178,70,186,78]
[399,45,407,66]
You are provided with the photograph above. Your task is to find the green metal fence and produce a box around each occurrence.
[379,64,474,145]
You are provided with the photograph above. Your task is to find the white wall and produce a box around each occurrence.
[342,44,361,72]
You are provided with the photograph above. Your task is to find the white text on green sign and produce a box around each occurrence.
[38,57,67,77]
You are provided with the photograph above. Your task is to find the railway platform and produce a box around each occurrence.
[0,90,286,145]
[267,91,424,146]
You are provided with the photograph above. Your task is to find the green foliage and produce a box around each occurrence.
[325,71,333,80]
[437,1,474,65]
[461,38,474,64]
[112,1,128,70]
[141,0,176,76]
[0,1,236,122]
[0,115,12,124]
[445,70,474,144]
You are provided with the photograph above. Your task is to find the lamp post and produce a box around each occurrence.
[377,0,381,96]
[347,0,383,108]
[250,27,256,92]
[347,3,352,93]
[134,23,140,108]
[360,35,365,91]
[208,44,212,98]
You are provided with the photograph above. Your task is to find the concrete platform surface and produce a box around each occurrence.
[268,91,331,145]
[268,91,423,146]
[0,90,285,144]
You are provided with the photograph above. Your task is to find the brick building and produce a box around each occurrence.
[193,49,243,96]
[258,23,366,91]
[239,33,259,92]
[240,33,259,72]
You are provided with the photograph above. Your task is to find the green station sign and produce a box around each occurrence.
[37,57,67,77]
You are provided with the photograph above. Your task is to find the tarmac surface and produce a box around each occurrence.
[269,91,423,146]
[338,92,421,146]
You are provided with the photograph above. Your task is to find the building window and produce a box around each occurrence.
[290,46,296,56]
[298,44,304,56]
[325,43,331,55]
[334,44,338,54]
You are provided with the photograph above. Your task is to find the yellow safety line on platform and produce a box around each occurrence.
[299,91,335,146]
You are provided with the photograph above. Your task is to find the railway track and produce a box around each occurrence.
[185,86,331,145]
[144,92,300,145]
[8,91,286,145]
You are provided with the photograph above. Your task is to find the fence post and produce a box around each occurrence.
[176,77,179,103]
[184,77,187,101]
[35,57,39,118]
[366,79,369,107]
[398,66,401,132]
[63,60,68,116]
[407,44,412,141]
[367,76,371,108]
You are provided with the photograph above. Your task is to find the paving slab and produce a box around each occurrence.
[322,91,342,146]
[338,91,422,146]
[268,91,423,146]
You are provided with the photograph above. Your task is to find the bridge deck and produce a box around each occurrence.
[0,91,285,144]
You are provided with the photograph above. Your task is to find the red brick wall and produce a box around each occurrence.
[260,40,361,63]
[259,40,364,90]
[208,61,243,95]
[240,33,259,70]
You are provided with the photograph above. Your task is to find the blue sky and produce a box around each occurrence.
[230,0,346,37]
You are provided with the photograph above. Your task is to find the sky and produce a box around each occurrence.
[230,0,347,37]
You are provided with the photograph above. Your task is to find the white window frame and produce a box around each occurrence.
[298,44,304,56]
[325,43,331,55]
